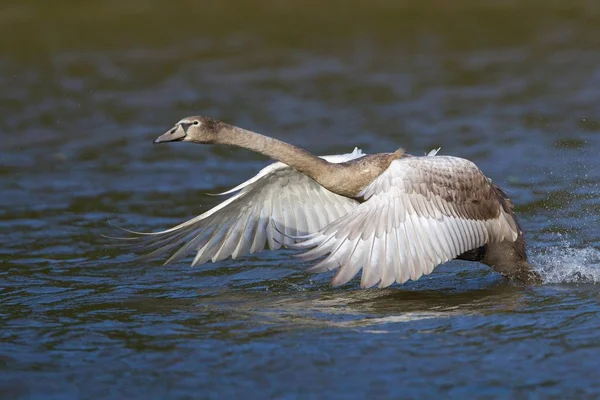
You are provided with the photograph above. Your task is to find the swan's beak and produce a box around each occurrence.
[153,123,189,144]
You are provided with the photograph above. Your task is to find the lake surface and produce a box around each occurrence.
[2,1,600,398]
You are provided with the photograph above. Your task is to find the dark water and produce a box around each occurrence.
[2,1,600,398]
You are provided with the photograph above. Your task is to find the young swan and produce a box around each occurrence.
[126,115,542,288]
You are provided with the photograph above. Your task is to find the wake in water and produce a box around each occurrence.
[531,244,600,284]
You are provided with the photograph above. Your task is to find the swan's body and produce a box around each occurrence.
[117,116,541,287]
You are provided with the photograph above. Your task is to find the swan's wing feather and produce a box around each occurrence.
[292,156,520,288]
[120,150,364,265]
[426,147,441,156]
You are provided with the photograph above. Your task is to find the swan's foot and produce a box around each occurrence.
[505,266,543,285]
[457,243,543,285]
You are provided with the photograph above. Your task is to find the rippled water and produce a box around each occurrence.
[2,2,600,398]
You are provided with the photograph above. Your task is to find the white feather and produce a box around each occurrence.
[294,156,521,288]
[126,149,365,264]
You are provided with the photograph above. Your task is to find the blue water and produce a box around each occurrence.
[1,2,600,398]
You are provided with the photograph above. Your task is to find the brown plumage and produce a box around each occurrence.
[117,115,541,288]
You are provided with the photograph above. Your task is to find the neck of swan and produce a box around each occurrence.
[216,125,351,194]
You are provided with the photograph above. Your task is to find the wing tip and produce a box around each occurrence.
[426,147,441,156]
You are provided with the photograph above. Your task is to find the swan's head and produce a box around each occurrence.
[153,116,224,145]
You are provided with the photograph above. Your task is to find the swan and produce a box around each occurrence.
[115,115,542,288]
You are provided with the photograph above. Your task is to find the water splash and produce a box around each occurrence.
[531,244,600,284]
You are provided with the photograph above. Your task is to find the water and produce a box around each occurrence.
[2,1,600,398]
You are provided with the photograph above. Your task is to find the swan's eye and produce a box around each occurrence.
[193,121,199,125]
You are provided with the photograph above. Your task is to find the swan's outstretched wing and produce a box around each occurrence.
[291,156,520,288]
[117,148,364,265]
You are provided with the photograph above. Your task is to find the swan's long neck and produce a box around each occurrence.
[218,125,339,180]
[215,124,393,197]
